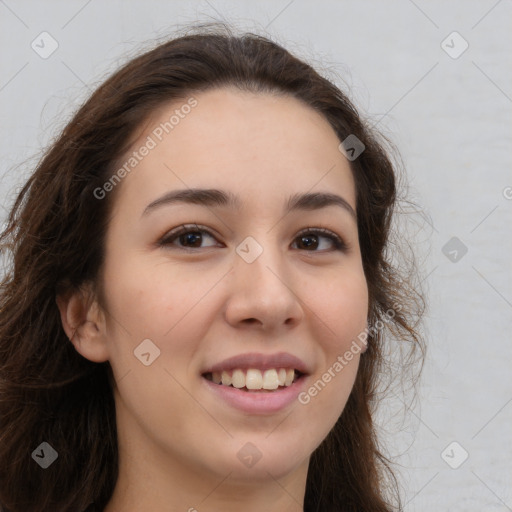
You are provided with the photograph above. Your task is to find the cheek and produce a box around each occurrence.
[308,268,368,347]
[300,270,367,407]
[103,262,218,434]
[103,256,211,336]
[102,258,231,382]
[298,278,366,441]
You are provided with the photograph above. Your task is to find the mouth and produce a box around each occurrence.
[202,368,305,392]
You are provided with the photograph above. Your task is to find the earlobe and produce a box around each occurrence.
[56,286,109,363]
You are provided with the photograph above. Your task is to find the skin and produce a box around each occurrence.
[58,87,369,512]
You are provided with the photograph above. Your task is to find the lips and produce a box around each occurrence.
[201,353,311,413]
[201,352,310,395]
[204,368,301,391]
[201,351,310,375]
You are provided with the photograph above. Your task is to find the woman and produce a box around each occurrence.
[0,22,425,512]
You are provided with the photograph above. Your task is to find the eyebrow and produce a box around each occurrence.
[142,188,356,219]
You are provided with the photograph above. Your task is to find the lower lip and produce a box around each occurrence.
[202,375,308,414]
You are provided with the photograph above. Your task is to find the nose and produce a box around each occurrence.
[224,240,304,332]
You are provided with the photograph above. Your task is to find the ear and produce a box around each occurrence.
[56,284,109,363]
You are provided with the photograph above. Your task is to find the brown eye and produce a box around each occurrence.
[296,233,321,250]
[159,224,219,250]
[177,231,204,248]
[293,228,347,252]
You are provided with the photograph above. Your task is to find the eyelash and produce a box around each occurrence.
[158,223,348,253]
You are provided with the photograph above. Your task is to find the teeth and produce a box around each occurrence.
[207,368,300,390]
[262,369,279,390]
[246,369,263,390]
[221,370,231,386]
[232,369,245,389]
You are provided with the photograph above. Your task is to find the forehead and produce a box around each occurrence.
[112,87,356,215]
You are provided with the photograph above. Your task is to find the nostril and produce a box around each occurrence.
[243,318,259,325]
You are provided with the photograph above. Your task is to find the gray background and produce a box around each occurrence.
[1,1,511,510]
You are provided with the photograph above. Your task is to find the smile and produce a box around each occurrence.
[203,368,303,392]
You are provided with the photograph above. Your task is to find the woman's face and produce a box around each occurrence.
[94,87,368,487]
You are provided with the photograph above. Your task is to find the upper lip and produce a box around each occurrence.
[202,352,310,375]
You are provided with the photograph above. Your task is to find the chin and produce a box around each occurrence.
[209,436,311,483]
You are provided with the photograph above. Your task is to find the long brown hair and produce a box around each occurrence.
[0,22,425,512]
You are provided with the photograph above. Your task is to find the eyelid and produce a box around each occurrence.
[294,226,348,252]
[158,223,348,252]
[158,223,221,249]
